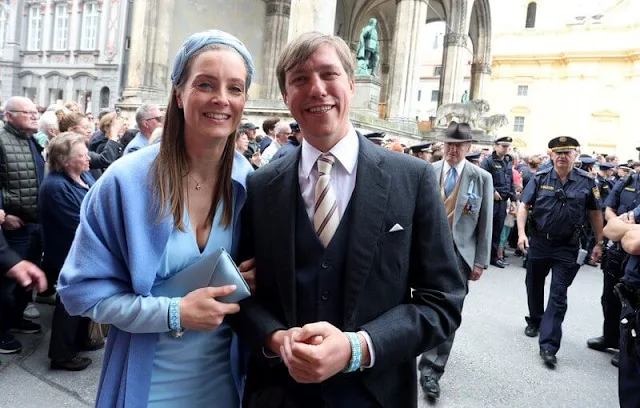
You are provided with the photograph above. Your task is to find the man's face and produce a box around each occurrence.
[444,142,471,166]
[417,151,430,162]
[275,125,291,144]
[6,100,39,132]
[246,128,257,140]
[551,150,578,170]
[143,106,164,135]
[282,44,355,148]
[495,144,510,157]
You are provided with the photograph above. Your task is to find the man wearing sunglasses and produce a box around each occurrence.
[517,136,604,368]
[123,104,164,155]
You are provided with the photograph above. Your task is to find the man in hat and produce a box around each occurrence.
[596,162,615,207]
[271,122,303,161]
[517,136,604,368]
[418,122,493,401]
[481,136,516,268]
[410,143,433,162]
[363,131,385,146]
[239,122,261,162]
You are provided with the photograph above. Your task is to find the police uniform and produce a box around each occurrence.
[616,205,640,407]
[480,136,516,267]
[588,172,640,354]
[520,136,602,366]
[596,162,615,205]
[466,152,481,165]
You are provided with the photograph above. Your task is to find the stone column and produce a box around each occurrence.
[1,1,22,100]
[470,61,491,100]
[117,0,176,117]
[288,0,337,39]
[261,0,290,100]
[385,0,428,123]
[438,32,468,105]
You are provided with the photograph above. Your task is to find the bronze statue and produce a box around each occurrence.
[356,18,380,76]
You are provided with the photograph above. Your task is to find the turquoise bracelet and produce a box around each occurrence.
[342,332,362,373]
[168,298,181,331]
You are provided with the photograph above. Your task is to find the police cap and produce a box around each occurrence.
[599,162,615,170]
[494,136,512,146]
[466,152,481,162]
[364,131,385,145]
[410,143,433,153]
[579,156,596,165]
[548,136,580,153]
[290,122,300,132]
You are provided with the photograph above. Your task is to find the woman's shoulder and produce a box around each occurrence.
[232,150,253,187]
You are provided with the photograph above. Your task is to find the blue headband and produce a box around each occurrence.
[170,29,254,90]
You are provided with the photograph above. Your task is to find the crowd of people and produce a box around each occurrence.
[0,28,638,408]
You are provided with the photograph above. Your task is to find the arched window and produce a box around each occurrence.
[525,2,537,28]
[100,87,110,109]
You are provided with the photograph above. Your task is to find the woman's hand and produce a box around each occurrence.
[250,152,262,167]
[179,285,240,331]
[238,258,256,294]
[106,117,124,141]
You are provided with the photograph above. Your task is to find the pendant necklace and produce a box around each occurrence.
[188,173,213,190]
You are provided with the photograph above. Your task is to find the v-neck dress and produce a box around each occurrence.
[147,206,237,407]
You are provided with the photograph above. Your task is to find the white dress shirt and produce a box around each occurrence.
[297,125,376,368]
[441,159,466,186]
[261,139,283,164]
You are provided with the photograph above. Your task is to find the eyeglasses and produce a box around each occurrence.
[145,116,164,123]
[9,110,40,117]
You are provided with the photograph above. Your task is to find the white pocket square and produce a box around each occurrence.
[389,223,404,232]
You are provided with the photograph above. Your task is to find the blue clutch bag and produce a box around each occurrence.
[152,247,251,303]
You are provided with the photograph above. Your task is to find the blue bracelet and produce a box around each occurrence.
[342,332,362,373]
[168,298,182,331]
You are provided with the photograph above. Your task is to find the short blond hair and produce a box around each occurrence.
[276,32,356,96]
[47,132,85,172]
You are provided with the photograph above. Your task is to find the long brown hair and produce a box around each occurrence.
[151,45,240,231]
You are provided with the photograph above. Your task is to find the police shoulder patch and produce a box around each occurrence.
[593,186,601,200]
[540,185,555,191]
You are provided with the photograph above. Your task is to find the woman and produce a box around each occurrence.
[58,30,255,406]
[235,131,249,154]
[59,112,123,179]
[40,132,97,371]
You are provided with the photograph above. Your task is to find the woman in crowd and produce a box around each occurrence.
[40,132,98,371]
[59,112,124,179]
[58,30,255,406]
[235,131,249,155]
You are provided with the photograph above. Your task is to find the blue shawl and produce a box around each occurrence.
[57,144,252,407]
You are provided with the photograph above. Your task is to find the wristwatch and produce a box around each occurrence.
[170,327,185,338]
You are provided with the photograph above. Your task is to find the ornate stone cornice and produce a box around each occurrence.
[471,62,492,75]
[264,0,290,17]
[444,32,468,48]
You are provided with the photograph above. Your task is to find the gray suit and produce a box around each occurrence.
[419,159,493,381]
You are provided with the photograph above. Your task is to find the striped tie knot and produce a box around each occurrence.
[317,154,336,176]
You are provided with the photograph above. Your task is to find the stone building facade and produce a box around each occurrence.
[0,0,131,114]
[118,0,493,141]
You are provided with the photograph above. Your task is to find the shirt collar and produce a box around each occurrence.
[443,159,465,177]
[300,125,359,178]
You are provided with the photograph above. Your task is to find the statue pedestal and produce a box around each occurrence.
[352,76,381,117]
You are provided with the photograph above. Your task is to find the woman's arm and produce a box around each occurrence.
[83,293,176,333]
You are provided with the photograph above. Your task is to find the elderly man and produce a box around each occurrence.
[271,122,302,161]
[123,104,163,155]
[261,121,291,164]
[234,31,465,408]
[0,96,46,353]
[418,122,493,401]
[517,136,604,368]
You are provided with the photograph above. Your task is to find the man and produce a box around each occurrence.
[602,208,640,408]
[588,162,640,366]
[271,122,302,161]
[418,122,493,401]
[481,136,516,268]
[234,32,466,408]
[240,122,261,162]
[0,96,46,352]
[410,143,433,162]
[466,152,481,166]
[517,136,604,367]
[260,118,279,153]
[261,121,291,164]
[596,162,616,205]
[123,104,163,155]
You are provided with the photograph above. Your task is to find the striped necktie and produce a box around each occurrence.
[314,153,340,247]
[444,167,458,198]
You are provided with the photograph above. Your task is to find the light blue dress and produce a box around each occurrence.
[85,205,239,407]
[147,206,238,407]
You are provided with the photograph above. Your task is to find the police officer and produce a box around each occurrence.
[516,136,604,367]
[586,162,640,365]
[481,136,516,268]
[602,209,640,407]
[596,162,616,205]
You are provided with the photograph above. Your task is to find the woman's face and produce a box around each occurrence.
[236,133,249,153]
[71,118,93,142]
[64,142,90,175]
[176,49,247,144]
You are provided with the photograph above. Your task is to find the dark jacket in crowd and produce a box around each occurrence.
[0,229,21,276]
[88,130,107,153]
[270,137,300,161]
[88,139,123,180]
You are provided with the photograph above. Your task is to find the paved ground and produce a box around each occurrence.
[0,252,618,407]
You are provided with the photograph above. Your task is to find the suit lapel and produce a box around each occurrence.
[454,166,471,227]
[266,151,299,326]
[343,136,391,324]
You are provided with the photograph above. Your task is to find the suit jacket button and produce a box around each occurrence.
[321,260,330,269]
[321,291,330,301]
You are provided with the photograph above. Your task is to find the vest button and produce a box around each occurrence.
[321,260,330,269]
[321,291,330,301]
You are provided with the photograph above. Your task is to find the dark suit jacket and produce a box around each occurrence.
[233,134,466,408]
[0,229,21,276]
